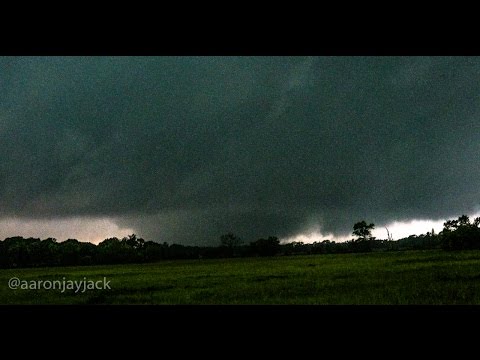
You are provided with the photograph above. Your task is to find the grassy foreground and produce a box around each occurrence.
[1,250,480,304]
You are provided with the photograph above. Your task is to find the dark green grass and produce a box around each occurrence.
[2,250,480,304]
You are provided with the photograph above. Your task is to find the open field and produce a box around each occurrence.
[1,250,480,304]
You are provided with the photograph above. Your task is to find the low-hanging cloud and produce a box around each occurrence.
[1,56,479,244]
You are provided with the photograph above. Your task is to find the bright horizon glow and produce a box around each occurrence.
[0,217,135,245]
[282,212,480,244]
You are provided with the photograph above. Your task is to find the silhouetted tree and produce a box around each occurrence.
[474,217,480,227]
[353,221,375,241]
[250,236,280,256]
[220,233,241,248]
[443,219,459,232]
[350,221,375,252]
[458,215,470,226]
[122,234,145,250]
[442,215,480,250]
[219,233,242,257]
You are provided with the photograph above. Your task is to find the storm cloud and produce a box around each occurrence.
[1,56,479,244]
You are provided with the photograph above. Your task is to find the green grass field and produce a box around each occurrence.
[2,249,480,304]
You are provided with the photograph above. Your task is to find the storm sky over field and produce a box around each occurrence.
[1,56,479,244]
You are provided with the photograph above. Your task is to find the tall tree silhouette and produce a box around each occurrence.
[219,233,242,257]
[353,221,375,241]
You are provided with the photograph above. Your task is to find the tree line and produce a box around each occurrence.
[0,215,479,269]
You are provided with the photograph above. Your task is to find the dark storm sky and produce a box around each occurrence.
[1,56,479,244]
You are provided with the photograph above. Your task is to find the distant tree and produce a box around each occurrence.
[97,237,138,263]
[442,215,480,250]
[59,239,81,265]
[443,219,459,232]
[219,233,242,257]
[458,215,470,226]
[474,217,480,227]
[350,221,375,252]
[352,221,375,241]
[250,236,280,257]
[143,241,165,261]
[220,233,242,248]
[122,234,145,250]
